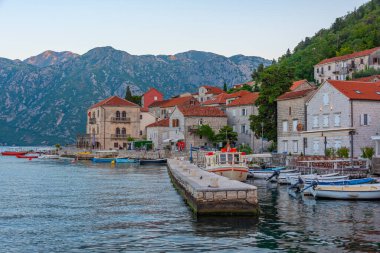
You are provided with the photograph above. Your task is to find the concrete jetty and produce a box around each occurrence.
[167,159,259,216]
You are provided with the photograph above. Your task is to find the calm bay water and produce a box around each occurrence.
[0,156,379,252]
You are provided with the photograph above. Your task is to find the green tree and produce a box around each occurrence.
[196,124,216,143]
[223,82,228,92]
[215,126,238,146]
[125,86,132,100]
[249,64,294,142]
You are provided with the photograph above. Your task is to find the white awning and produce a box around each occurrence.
[300,127,355,138]
[371,136,380,140]
[163,138,172,143]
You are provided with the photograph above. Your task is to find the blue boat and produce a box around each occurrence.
[312,178,376,186]
[92,157,116,163]
[115,158,137,163]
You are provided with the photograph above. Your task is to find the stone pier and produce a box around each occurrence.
[167,159,259,216]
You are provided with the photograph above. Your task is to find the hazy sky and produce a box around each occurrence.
[0,0,369,60]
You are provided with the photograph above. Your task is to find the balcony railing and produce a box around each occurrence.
[188,125,199,133]
[89,118,96,124]
[111,134,130,140]
[111,117,131,123]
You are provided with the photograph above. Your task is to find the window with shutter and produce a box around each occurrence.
[282,121,288,132]
[313,115,319,128]
[334,113,341,127]
[292,119,298,132]
[283,141,288,152]
[293,141,298,153]
[323,115,329,127]
[323,93,329,105]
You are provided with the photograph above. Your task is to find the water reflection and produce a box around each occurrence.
[0,156,379,252]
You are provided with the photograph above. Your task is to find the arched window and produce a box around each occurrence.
[122,111,126,118]
[92,112,95,118]
[116,111,120,118]
[116,128,120,135]
[121,128,126,135]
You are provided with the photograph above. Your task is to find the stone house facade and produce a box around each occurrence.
[225,92,270,152]
[314,47,380,84]
[169,106,227,149]
[277,80,316,154]
[148,96,199,119]
[302,80,380,157]
[194,85,224,103]
[86,96,140,150]
[139,108,157,138]
[146,119,169,150]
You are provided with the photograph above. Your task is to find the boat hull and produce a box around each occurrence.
[39,155,60,159]
[311,184,380,200]
[2,151,28,156]
[206,167,248,182]
[250,169,297,179]
[16,155,39,159]
[139,159,167,165]
[92,157,116,163]
[115,158,137,163]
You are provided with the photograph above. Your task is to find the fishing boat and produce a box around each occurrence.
[250,168,295,179]
[92,150,118,163]
[288,173,340,185]
[310,183,380,200]
[276,172,301,184]
[1,147,28,156]
[39,154,60,159]
[139,158,167,165]
[16,154,39,159]
[116,157,137,163]
[204,149,248,181]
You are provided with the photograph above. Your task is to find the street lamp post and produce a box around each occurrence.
[261,122,264,153]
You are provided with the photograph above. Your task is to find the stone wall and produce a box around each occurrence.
[167,159,259,215]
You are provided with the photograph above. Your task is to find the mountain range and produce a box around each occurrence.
[0,47,270,145]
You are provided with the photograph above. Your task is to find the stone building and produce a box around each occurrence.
[314,47,380,84]
[146,119,169,150]
[148,96,199,119]
[141,87,163,110]
[84,96,140,150]
[193,85,224,102]
[225,92,269,152]
[277,80,316,154]
[302,80,380,157]
[169,106,227,149]
[139,108,157,138]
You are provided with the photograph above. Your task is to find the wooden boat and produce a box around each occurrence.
[311,184,380,200]
[92,157,116,163]
[139,158,167,165]
[204,150,248,181]
[16,154,39,159]
[39,154,60,159]
[115,158,137,163]
[251,169,296,179]
[276,172,301,184]
[288,173,340,185]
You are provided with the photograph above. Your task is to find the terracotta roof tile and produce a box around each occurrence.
[327,80,380,101]
[90,96,139,109]
[148,96,198,108]
[202,85,224,95]
[290,79,308,91]
[178,106,226,117]
[316,47,380,65]
[140,108,149,112]
[352,75,380,82]
[227,92,260,107]
[277,88,316,101]
[149,100,167,107]
[202,90,250,105]
[146,118,169,128]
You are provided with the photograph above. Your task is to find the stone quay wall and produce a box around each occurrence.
[167,159,259,216]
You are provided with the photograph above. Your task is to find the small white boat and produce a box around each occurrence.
[311,184,380,200]
[204,150,248,182]
[277,172,301,184]
[288,173,340,185]
[39,154,60,159]
[250,169,294,179]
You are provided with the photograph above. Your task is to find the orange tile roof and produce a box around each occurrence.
[277,88,316,101]
[178,106,226,117]
[202,90,250,105]
[148,96,198,108]
[202,85,224,95]
[316,47,380,65]
[149,100,167,107]
[352,75,380,82]
[227,92,260,107]
[90,96,139,109]
[140,108,149,112]
[146,118,169,128]
[327,80,380,101]
[144,87,162,95]
[290,79,308,91]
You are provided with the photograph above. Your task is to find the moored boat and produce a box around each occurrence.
[39,154,60,159]
[16,154,39,159]
[310,183,380,200]
[250,169,296,179]
[1,149,28,156]
[92,150,118,163]
[204,150,248,182]
[92,157,117,163]
[139,158,167,165]
[116,158,137,163]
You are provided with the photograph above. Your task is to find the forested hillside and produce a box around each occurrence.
[278,0,380,81]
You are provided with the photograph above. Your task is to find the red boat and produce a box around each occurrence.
[1,151,28,156]
[16,154,39,159]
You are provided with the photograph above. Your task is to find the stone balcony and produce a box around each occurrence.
[111,117,131,123]
[111,134,130,140]
[89,118,96,124]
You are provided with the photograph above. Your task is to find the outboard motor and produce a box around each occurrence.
[266,170,280,181]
